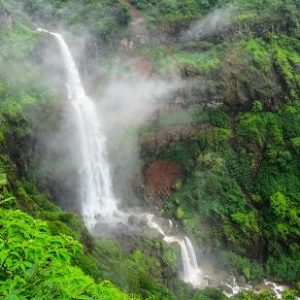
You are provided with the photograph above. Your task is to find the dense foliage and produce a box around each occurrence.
[2,0,130,42]
[131,0,300,36]
[0,209,135,299]
[153,102,300,284]
[136,0,300,292]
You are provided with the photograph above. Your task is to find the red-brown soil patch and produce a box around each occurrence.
[144,160,182,199]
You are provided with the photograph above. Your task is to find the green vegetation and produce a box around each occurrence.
[22,0,131,41]
[131,0,207,32]
[131,0,300,36]
[151,101,300,285]
[0,209,134,299]
[135,0,300,292]
[1,0,300,298]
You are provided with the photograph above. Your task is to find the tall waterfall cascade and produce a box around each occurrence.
[37,28,119,229]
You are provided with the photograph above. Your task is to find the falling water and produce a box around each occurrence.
[37,28,119,229]
[145,214,205,287]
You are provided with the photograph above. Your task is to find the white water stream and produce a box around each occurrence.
[145,214,205,287]
[37,28,291,298]
[37,28,119,229]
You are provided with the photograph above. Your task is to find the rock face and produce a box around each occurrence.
[144,160,182,200]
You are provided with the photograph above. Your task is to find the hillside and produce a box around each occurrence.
[0,0,300,299]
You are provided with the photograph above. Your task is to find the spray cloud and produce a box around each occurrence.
[182,5,236,41]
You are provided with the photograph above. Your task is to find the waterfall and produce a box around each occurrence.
[145,214,205,287]
[38,28,205,288]
[37,28,119,229]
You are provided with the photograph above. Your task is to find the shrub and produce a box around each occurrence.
[0,209,135,299]
[219,251,264,282]
[266,254,300,283]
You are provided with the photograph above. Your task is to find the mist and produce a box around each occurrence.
[181,5,236,41]
[96,74,178,207]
